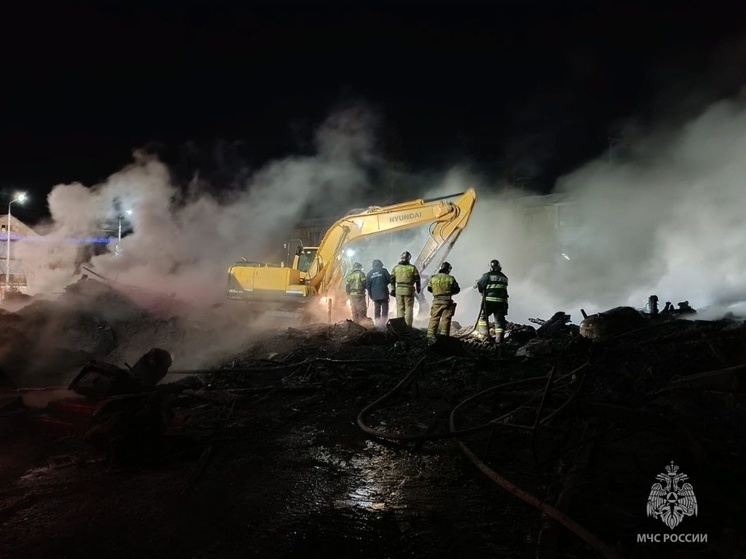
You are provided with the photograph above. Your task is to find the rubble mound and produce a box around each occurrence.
[0,291,745,558]
[0,278,236,388]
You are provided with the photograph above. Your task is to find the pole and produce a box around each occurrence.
[116,216,122,258]
[474,289,494,343]
[473,290,485,330]
[4,193,27,298]
[115,210,132,258]
[5,204,10,297]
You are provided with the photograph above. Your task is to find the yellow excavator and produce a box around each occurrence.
[227,188,477,322]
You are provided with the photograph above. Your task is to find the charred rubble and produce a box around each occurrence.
[0,281,745,558]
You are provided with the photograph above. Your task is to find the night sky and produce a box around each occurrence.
[2,2,745,224]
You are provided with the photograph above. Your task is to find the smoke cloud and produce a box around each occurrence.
[444,95,746,326]
[12,92,746,372]
[11,104,385,371]
[19,105,381,305]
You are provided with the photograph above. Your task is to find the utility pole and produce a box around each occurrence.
[389,176,394,254]
[115,209,133,258]
[5,193,27,298]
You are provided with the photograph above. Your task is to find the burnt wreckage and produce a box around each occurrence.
[0,280,744,558]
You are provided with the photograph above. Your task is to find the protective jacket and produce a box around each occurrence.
[476,271,508,303]
[345,270,367,295]
[366,265,391,301]
[390,262,421,295]
[427,273,461,300]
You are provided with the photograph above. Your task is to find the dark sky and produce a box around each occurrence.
[2,2,745,223]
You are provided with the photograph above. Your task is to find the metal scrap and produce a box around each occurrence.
[69,348,173,400]
[579,306,647,339]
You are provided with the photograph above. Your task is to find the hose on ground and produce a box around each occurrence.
[449,362,621,559]
[357,353,620,558]
[357,356,580,442]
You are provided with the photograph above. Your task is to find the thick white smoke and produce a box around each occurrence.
[19,105,379,307]
[15,94,746,344]
[442,96,746,326]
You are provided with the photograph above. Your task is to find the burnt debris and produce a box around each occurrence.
[0,280,744,558]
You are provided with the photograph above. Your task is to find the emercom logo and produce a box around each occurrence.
[646,461,698,529]
[636,461,707,545]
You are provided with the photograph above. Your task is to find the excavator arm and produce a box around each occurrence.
[411,188,477,273]
[308,188,477,296]
[226,188,477,322]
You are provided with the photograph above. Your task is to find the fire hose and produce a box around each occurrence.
[357,355,622,559]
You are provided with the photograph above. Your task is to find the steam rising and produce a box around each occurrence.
[12,95,746,371]
[21,106,379,306]
[450,97,746,325]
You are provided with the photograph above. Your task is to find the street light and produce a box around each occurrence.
[116,209,133,257]
[5,192,27,297]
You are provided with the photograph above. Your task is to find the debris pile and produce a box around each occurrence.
[0,280,744,558]
[0,277,240,388]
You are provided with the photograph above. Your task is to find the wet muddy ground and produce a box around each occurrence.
[1,347,539,559]
[1,284,746,558]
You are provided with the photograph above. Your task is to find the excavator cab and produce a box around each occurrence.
[294,248,318,273]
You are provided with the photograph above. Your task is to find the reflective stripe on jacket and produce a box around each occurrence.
[476,271,508,303]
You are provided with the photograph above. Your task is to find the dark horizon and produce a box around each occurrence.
[3,3,746,224]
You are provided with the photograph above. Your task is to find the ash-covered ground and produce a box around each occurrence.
[1,278,745,559]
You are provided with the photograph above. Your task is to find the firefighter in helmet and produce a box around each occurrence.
[345,262,368,323]
[426,261,460,344]
[475,259,509,343]
[389,251,421,327]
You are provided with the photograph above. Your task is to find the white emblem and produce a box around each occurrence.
[646,461,698,529]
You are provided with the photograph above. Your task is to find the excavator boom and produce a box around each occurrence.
[308,188,477,294]
[411,188,477,272]
[227,188,477,322]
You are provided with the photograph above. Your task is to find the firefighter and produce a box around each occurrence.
[389,251,421,327]
[345,262,368,323]
[366,259,391,327]
[475,259,509,343]
[426,261,460,344]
